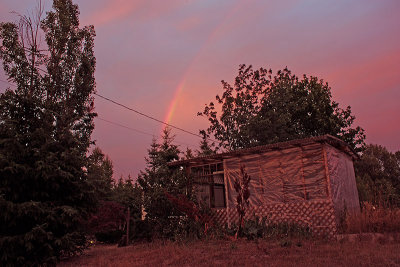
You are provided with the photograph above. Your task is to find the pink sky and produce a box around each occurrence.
[1,0,399,179]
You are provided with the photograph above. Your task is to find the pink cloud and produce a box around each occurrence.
[82,0,141,27]
[325,50,400,98]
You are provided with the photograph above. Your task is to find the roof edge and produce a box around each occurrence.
[168,134,358,167]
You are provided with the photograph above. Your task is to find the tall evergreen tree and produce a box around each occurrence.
[0,0,96,265]
[87,147,114,201]
[137,128,189,237]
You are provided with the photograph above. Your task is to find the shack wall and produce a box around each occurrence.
[219,142,337,237]
[224,143,329,208]
[325,145,360,223]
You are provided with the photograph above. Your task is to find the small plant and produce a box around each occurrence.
[234,165,251,237]
[242,215,267,240]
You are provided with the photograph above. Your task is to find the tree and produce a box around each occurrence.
[196,130,216,157]
[137,128,191,238]
[183,147,194,160]
[355,144,400,206]
[87,147,114,201]
[198,64,365,152]
[0,0,96,265]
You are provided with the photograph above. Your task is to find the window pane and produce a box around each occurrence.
[214,185,225,208]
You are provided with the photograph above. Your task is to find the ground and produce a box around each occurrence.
[59,237,400,267]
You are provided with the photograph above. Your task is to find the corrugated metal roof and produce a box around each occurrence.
[168,134,357,167]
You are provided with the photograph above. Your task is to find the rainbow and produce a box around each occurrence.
[161,1,245,136]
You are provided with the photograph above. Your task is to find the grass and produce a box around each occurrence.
[59,238,400,267]
[342,203,400,234]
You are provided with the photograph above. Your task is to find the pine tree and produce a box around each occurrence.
[196,130,215,157]
[0,0,96,265]
[137,128,189,237]
[87,147,114,201]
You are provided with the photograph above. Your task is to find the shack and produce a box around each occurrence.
[169,135,360,237]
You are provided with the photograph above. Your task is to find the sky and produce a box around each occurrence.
[1,0,399,179]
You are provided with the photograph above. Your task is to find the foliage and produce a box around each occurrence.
[87,147,114,202]
[233,165,251,235]
[165,192,214,238]
[87,200,125,244]
[198,64,365,152]
[137,128,192,239]
[183,147,194,160]
[0,0,96,265]
[111,176,142,213]
[226,216,311,241]
[354,144,400,206]
[196,130,216,157]
[111,177,143,243]
[86,201,126,234]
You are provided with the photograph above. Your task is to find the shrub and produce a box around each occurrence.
[86,201,126,235]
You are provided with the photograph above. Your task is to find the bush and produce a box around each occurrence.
[86,201,126,235]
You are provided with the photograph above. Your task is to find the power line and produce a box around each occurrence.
[0,79,16,87]
[97,117,156,137]
[0,81,216,144]
[94,92,216,142]
[96,117,197,148]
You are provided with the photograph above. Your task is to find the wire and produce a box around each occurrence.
[0,79,16,87]
[94,92,216,142]
[96,117,197,148]
[0,80,217,144]
[97,117,156,137]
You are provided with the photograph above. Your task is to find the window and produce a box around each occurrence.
[191,162,226,208]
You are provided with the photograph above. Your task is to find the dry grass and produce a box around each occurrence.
[343,203,400,234]
[59,238,400,267]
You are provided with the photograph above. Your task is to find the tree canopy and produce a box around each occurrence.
[198,64,365,152]
[0,0,96,265]
[355,144,400,206]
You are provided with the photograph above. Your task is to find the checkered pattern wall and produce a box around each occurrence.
[211,199,337,238]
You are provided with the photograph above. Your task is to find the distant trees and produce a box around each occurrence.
[355,144,400,206]
[0,0,97,265]
[198,64,365,152]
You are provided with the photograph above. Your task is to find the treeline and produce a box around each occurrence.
[85,128,214,245]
